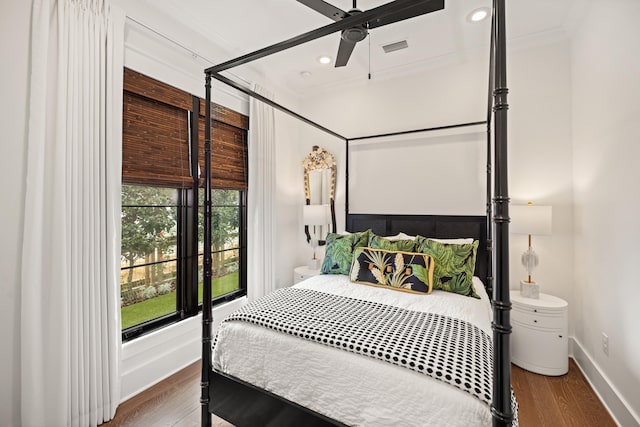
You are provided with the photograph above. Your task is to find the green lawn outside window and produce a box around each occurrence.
[121,271,239,330]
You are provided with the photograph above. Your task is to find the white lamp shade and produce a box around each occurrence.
[303,204,329,225]
[510,205,552,235]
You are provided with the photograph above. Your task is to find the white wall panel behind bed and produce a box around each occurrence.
[297,42,490,219]
[349,126,487,215]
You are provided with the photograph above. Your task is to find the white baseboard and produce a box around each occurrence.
[120,297,247,403]
[570,337,640,427]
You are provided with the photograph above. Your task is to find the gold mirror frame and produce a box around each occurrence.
[303,145,337,244]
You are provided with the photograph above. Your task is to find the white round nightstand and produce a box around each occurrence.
[293,265,321,284]
[511,292,568,376]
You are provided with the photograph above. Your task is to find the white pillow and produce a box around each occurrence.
[429,237,474,244]
[385,232,416,241]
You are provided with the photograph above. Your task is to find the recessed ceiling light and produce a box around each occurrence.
[300,71,312,78]
[318,56,331,65]
[468,7,489,22]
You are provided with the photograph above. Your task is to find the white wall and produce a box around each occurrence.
[0,0,31,424]
[348,127,486,215]
[571,1,640,424]
[508,39,574,320]
[273,110,307,287]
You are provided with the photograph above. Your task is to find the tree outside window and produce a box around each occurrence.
[120,186,178,329]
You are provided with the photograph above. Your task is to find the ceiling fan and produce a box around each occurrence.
[298,0,445,67]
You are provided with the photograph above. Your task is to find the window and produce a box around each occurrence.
[120,186,179,330]
[197,189,247,304]
[120,69,248,340]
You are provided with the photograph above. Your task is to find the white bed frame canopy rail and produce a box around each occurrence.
[201,0,513,425]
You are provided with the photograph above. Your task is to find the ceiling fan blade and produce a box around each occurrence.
[297,0,349,22]
[368,0,444,29]
[335,36,357,67]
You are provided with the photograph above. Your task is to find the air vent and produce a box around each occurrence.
[382,40,408,53]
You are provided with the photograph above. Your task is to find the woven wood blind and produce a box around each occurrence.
[198,115,248,190]
[199,98,249,130]
[122,91,192,187]
[122,68,248,190]
[124,68,192,111]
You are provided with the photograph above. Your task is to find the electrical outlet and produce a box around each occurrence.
[602,332,609,356]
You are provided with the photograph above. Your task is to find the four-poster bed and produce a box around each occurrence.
[201,0,514,425]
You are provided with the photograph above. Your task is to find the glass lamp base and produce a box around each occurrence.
[307,258,320,269]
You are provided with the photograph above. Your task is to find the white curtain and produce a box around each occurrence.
[248,85,276,300]
[21,0,124,426]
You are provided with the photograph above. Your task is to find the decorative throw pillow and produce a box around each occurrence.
[349,247,435,294]
[369,234,418,252]
[385,232,415,241]
[321,230,371,275]
[428,237,474,244]
[415,236,480,298]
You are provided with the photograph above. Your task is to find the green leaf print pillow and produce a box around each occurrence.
[321,230,371,275]
[369,234,417,253]
[415,237,480,298]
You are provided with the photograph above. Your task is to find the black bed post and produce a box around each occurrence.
[491,0,513,425]
[345,139,350,229]
[485,4,496,298]
[485,125,493,296]
[201,72,213,427]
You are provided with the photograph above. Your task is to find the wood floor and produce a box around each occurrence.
[103,358,616,426]
[101,362,231,427]
[512,359,616,426]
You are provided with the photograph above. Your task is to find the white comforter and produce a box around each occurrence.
[213,274,494,426]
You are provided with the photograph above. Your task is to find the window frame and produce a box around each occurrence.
[121,186,247,342]
[121,69,248,342]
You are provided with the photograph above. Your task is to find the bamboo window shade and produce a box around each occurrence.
[122,91,192,187]
[122,68,248,190]
[197,115,248,190]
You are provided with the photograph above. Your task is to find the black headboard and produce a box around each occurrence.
[347,214,489,294]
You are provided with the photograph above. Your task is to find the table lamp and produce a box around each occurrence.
[303,204,329,269]
[510,202,552,299]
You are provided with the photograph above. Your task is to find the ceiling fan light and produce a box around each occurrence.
[468,8,489,22]
[318,56,331,65]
